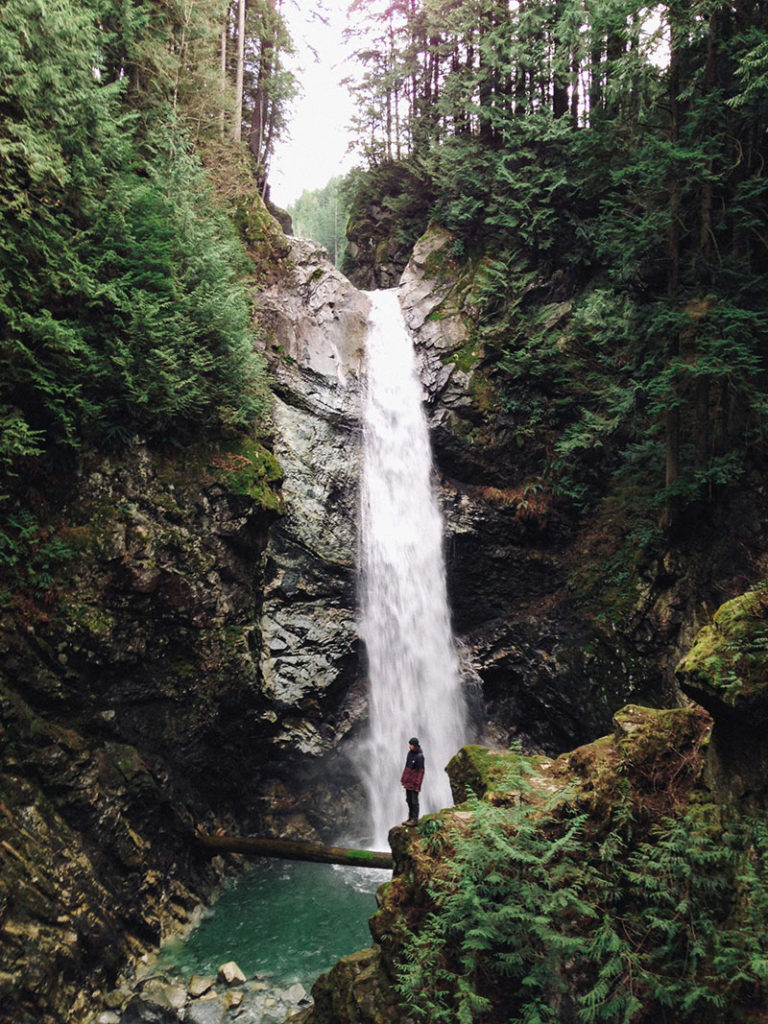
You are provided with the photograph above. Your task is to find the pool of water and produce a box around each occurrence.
[157,859,389,988]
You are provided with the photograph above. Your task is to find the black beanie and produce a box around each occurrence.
[409,737,419,747]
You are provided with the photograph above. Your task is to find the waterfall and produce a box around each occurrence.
[359,289,468,847]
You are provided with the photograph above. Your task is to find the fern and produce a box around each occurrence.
[395,754,768,1024]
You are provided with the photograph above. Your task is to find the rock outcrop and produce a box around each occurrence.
[254,238,371,834]
[291,576,768,1023]
[290,702,718,1024]
[677,583,768,809]
[0,435,282,1023]
[0,230,384,1023]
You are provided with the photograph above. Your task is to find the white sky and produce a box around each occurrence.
[269,1,360,209]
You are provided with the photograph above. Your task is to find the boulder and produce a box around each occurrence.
[677,585,768,808]
[185,999,226,1024]
[217,960,247,985]
[188,975,215,998]
[119,992,180,1024]
[299,946,400,1024]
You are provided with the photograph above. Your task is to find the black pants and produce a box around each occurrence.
[406,789,419,821]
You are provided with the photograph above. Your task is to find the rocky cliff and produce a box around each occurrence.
[0,435,282,1022]
[0,235,375,1023]
[3,211,767,1024]
[392,225,768,755]
[254,237,371,838]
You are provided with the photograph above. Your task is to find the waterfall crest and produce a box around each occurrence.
[359,289,467,846]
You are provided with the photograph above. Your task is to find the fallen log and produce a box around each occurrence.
[195,832,393,871]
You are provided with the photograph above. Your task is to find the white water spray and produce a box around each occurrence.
[359,289,468,847]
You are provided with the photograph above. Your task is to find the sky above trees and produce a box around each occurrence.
[269,0,358,207]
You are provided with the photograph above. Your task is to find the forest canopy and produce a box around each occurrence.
[0,0,299,476]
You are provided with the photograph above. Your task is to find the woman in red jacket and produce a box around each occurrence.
[400,738,425,826]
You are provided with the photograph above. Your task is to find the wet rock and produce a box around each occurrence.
[253,237,369,817]
[217,960,246,986]
[188,975,215,998]
[119,992,179,1024]
[286,981,310,1004]
[138,979,186,1012]
[185,1000,225,1024]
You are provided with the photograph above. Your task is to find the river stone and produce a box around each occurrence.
[222,989,244,1008]
[217,960,246,985]
[119,993,179,1024]
[185,999,226,1024]
[188,975,215,998]
[286,982,309,1004]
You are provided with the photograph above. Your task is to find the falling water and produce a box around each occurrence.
[359,289,468,847]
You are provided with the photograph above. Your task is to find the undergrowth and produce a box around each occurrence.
[397,759,768,1024]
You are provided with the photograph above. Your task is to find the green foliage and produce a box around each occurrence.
[0,0,270,478]
[397,763,768,1023]
[344,0,768,602]
[288,176,350,267]
[0,509,77,605]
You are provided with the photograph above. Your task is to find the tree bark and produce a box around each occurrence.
[233,0,246,141]
[220,11,228,138]
[195,832,394,870]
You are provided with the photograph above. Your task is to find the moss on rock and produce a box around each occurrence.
[677,583,768,719]
[292,946,401,1024]
[205,438,284,512]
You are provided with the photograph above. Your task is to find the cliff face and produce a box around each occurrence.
[255,238,371,836]
[4,214,766,1024]
[0,232,381,1022]
[0,436,282,1022]
[391,225,768,755]
[389,227,661,753]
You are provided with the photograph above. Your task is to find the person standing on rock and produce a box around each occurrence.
[401,737,425,826]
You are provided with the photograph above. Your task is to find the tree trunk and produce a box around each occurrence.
[196,832,394,870]
[220,12,228,138]
[233,0,245,141]
[662,4,683,528]
[552,0,569,118]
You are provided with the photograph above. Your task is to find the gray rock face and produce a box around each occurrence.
[255,238,369,784]
[261,236,369,390]
[399,225,473,415]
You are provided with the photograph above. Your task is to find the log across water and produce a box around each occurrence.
[195,832,393,871]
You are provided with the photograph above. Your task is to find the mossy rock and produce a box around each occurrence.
[446,744,552,804]
[206,438,284,512]
[555,704,711,829]
[446,744,519,802]
[300,946,402,1024]
[677,584,768,722]
[612,704,708,763]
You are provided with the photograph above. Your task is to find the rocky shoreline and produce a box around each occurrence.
[91,959,312,1024]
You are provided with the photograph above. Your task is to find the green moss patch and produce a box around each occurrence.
[677,584,768,715]
[206,438,284,512]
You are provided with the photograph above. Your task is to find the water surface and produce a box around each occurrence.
[157,859,386,987]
